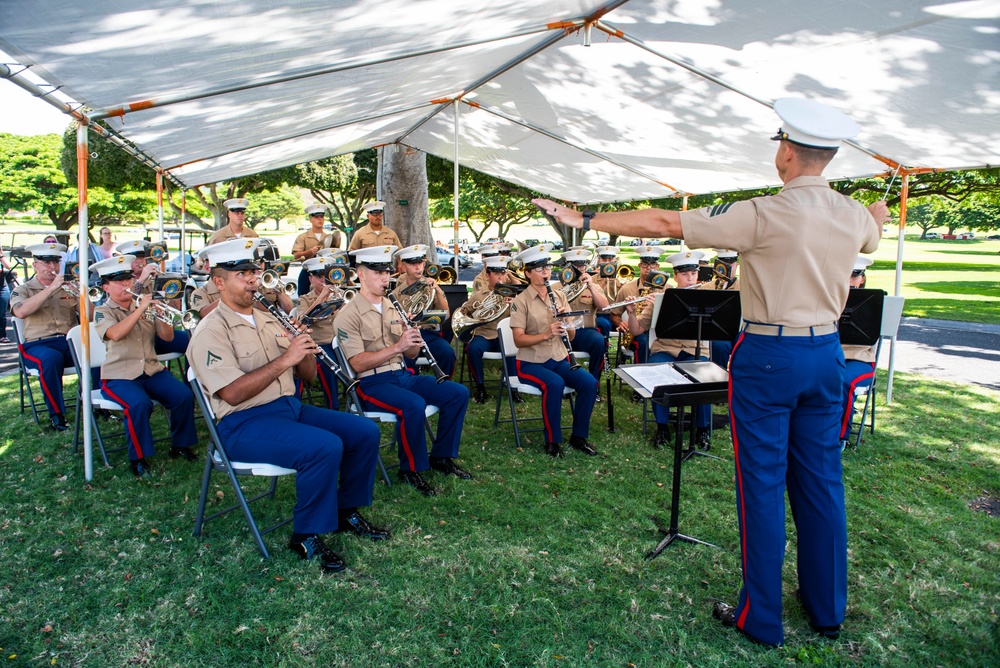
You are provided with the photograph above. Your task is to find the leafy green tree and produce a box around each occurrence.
[906,201,947,238]
[245,187,302,230]
[1,132,79,229]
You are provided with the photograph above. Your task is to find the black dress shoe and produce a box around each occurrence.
[429,457,473,479]
[169,447,198,462]
[130,458,153,478]
[511,389,525,404]
[398,470,437,496]
[50,413,68,431]
[712,601,779,647]
[545,442,563,458]
[569,435,598,456]
[630,390,644,404]
[695,428,711,451]
[473,385,489,404]
[337,512,390,540]
[809,622,841,640]
[288,534,346,574]
[653,424,671,449]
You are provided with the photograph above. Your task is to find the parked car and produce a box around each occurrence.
[435,248,473,268]
[987,234,1000,240]
[925,232,941,239]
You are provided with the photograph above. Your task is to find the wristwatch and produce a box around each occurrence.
[582,209,596,232]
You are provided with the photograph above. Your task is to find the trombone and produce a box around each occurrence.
[125,288,200,330]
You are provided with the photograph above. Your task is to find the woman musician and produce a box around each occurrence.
[509,244,598,458]
[625,251,713,449]
[92,255,198,478]
[297,256,350,410]
[391,244,456,377]
[839,256,876,449]
[460,255,517,404]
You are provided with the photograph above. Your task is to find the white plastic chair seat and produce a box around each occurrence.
[506,374,575,397]
[211,450,295,477]
[350,404,440,423]
[157,351,185,363]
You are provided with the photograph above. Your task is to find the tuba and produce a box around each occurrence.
[452,293,510,340]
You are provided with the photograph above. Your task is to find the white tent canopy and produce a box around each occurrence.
[2,0,998,202]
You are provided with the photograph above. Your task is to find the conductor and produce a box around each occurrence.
[533,98,888,647]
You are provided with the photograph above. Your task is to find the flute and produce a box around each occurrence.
[545,280,581,370]
[252,290,358,393]
[386,293,449,383]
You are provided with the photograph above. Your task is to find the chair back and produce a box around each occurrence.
[186,367,218,422]
[647,292,664,349]
[880,296,905,338]
[12,316,26,346]
[330,336,359,381]
[496,317,516,359]
[66,323,108,369]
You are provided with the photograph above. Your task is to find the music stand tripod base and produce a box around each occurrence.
[645,404,720,560]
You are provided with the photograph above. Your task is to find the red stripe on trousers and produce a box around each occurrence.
[19,345,60,413]
[100,380,146,460]
[515,360,554,443]
[840,363,876,438]
[357,385,417,471]
[728,331,753,630]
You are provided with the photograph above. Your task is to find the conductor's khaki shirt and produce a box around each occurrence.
[509,286,571,363]
[681,176,880,328]
[347,224,401,251]
[334,296,406,372]
[187,300,294,420]
[94,299,165,380]
[10,277,79,341]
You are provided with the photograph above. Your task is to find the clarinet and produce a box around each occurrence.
[252,291,358,393]
[386,293,449,383]
[544,281,581,371]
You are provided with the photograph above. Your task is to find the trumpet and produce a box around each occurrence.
[387,293,449,383]
[323,266,357,304]
[61,281,103,303]
[126,288,200,330]
[252,290,358,393]
[259,269,298,297]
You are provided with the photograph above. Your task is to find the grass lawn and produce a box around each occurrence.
[1,365,997,666]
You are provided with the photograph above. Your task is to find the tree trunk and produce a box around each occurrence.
[378,145,433,260]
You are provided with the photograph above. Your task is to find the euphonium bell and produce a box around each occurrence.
[259,269,297,297]
[616,264,636,282]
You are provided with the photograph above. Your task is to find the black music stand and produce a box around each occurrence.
[839,289,884,347]
[655,289,741,462]
[440,284,470,341]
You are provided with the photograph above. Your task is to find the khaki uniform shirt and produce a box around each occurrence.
[509,286,571,363]
[642,283,714,358]
[471,268,517,294]
[190,279,221,312]
[94,299,164,379]
[842,343,877,364]
[297,287,339,345]
[392,274,447,331]
[292,230,336,257]
[567,282,606,329]
[347,224,401,251]
[460,286,504,341]
[186,300,294,420]
[334,296,406,371]
[10,277,80,341]
[610,277,640,318]
[207,225,260,246]
[681,176,880,328]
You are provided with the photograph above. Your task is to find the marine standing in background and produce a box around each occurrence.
[293,204,341,296]
[207,198,260,246]
[347,201,401,252]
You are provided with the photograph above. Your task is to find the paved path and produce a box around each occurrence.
[2,314,998,392]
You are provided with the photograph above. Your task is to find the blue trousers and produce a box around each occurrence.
[595,314,612,338]
[516,358,597,443]
[155,329,190,356]
[101,369,197,461]
[357,369,469,472]
[218,396,380,535]
[625,332,649,364]
[21,337,79,416]
[649,351,710,429]
[314,342,340,410]
[840,360,875,440]
[403,330,457,378]
[711,339,734,371]
[728,331,847,646]
[465,335,515,386]
[571,327,606,381]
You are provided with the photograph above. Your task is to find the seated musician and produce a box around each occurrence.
[709,249,740,370]
[334,245,471,497]
[472,242,520,293]
[189,241,293,318]
[390,244,456,378]
[509,244,598,458]
[206,198,260,246]
[297,256,347,410]
[593,245,620,338]
[11,242,95,430]
[625,251,713,449]
[187,238,385,574]
[116,240,191,358]
[839,256,876,448]
[92,256,198,478]
[293,204,341,297]
[612,245,664,366]
[461,256,517,404]
[559,249,610,391]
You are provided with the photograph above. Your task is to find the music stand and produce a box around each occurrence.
[440,284,470,341]
[839,289,884,347]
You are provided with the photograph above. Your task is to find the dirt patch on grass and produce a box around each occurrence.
[968,496,1000,517]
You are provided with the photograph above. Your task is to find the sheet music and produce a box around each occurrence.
[620,364,693,393]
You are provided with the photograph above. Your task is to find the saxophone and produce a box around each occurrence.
[620,287,650,349]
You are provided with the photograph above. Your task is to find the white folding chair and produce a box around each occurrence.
[331,336,439,486]
[492,317,576,449]
[13,315,77,426]
[850,296,905,447]
[187,368,295,559]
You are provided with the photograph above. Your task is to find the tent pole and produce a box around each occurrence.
[452,102,461,274]
[76,122,93,482]
[180,189,187,280]
[156,171,165,270]
[886,172,908,405]
[679,195,688,251]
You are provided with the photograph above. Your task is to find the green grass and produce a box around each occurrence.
[1,365,998,667]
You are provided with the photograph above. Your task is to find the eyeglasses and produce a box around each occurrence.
[639,260,659,267]
[570,261,588,267]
